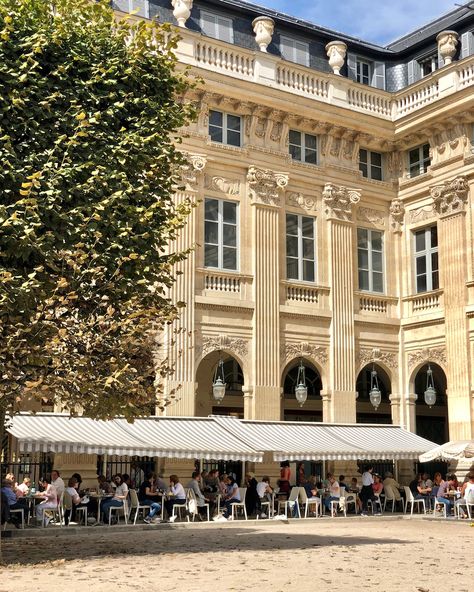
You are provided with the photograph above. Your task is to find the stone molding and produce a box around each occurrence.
[247,166,289,206]
[286,191,318,211]
[357,347,398,370]
[389,198,405,233]
[175,153,207,191]
[282,341,328,367]
[357,207,385,226]
[200,334,249,360]
[204,175,241,195]
[408,205,436,224]
[323,183,361,221]
[430,175,469,218]
[407,347,447,371]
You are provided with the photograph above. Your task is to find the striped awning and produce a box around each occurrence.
[213,416,436,461]
[419,440,474,462]
[6,414,263,462]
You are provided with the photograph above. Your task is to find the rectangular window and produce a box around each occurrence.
[280,36,309,66]
[414,226,438,293]
[359,149,383,181]
[208,110,241,147]
[357,228,384,293]
[286,213,316,282]
[200,11,233,43]
[356,58,371,85]
[289,130,318,164]
[408,143,430,177]
[418,54,438,77]
[113,0,149,17]
[204,198,238,270]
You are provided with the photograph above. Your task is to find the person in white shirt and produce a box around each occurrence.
[256,476,273,517]
[35,476,58,525]
[455,471,474,518]
[324,474,341,514]
[51,470,65,500]
[164,474,186,522]
[360,465,376,516]
[100,474,129,524]
[15,477,31,498]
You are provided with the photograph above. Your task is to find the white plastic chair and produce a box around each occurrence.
[257,493,274,519]
[187,488,210,522]
[367,495,383,515]
[3,508,25,530]
[298,487,321,518]
[403,486,426,515]
[454,497,474,519]
[108,500,129,525]
[343,490,358,515]
[231,487,248,520]
[433,497,448,518]
[40,492,63,527]
[277,487,301,518]
[329,487,346,517]
[129,489,151,525]
[383,491,400,513]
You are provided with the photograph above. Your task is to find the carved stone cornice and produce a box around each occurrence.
[286,191,317,212]
[357,207,385,226]
[407,347,447,371]
[430,175,469,218]
[282,342,328,367]
[389,198,405,233]
[247,166,289,207]
[204,175,240,195]
[357,347,398,370]
[200,334,249,360]
[323,183,361,221]
[175,153,207,191]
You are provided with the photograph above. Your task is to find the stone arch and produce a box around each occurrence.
[281,356,323,422]
[355,362,392,424]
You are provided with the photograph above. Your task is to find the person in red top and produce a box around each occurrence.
[279,461,291,497]
[372,474,383,496]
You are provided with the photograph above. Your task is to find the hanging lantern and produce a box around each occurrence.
[424,365,437,407]
[295,360,308,407]
[369,366,382,410]
[212,358,226,404]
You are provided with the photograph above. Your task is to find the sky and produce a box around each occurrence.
[243,0,464,45]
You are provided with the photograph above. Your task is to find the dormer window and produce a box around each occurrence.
[280,36,309,66]
[200,11,233,43]
[347,54,385,89]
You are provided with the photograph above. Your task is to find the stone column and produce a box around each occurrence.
[162,154,206,416]
[323,184,361,423]
[406,392,418,433]
[431,176,472,439]
[247,166,289,420]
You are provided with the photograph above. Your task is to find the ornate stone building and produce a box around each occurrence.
[8,1,474,483]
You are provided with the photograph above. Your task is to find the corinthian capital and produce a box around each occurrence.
[247,166,289,207]
[323,183,361,221]
[430,175,469,218]
[174,152,207,191]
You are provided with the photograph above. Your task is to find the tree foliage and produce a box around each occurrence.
[0,0,194,424]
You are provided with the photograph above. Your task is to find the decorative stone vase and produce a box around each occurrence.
[252,16,275,52]
[172,0,193,28]
[436,30,459,65]
[325,40,347,75]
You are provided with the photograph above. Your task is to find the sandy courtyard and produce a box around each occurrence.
[0,517,473,591]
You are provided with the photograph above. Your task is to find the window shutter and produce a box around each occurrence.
[217,16,233,43]
[347,53,357,81]
[461,31,474,59]
[407,59,421,85]
[201,11,217,37]
[295,41,309,66]
[280,36,294,61]
[372,61,385,89]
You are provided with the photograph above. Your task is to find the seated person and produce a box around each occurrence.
[186,471,211,520]
[1,479,27,527]
[302,475,321,516]
[15,477,31,498]
[100,474,128,524]
[214,476,240,521]
[97,474,113,494]
[435,474,456,515]
[372,474,383,497]
[431,472,443,497]
[324,474,341,514]
[139,472,162,524]
[455,471,474,518]
[64,477,86,525]
[349,477,360,493]
[155,473,168,492]
[256,476,273,517]
[422,472,433,489]
[338,475,350,492]
[35,476,58,525]
[164,474,186,522]
[383,472,402,506]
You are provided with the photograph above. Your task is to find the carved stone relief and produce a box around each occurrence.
[247,166,289,207]
[286,192,317,211]
[357,207,385,226]
[408,206,436,224]
[204,175,240,195]
[430,175,469,217]
[389,198,405,233]
[174,153,207,191]
[407,347,447,371]
[357,347,398,370]
[200,335,248,360]
[323,183,361,221]
[283,342,328,367]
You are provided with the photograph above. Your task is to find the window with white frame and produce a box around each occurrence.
[414,226,438,293]
[280,36,309,66]
[408,143,430,177]
[356,58,371,85]
[289,130,318,164]
[359,149,383,181]
[357,228,384,293]
[419,53,438,77]
[347,54,385,89]
[208,110,241,147]
[286,213,316,282]
[113,0,149,17]
[200,11,233,43]
[204,198,238,270]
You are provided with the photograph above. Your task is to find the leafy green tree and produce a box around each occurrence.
[0,0,194,439]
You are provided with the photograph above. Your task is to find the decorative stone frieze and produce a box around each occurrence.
[283,342,328,367]
[323,183,361,221]
[172,0,192,28]
[247,166,289,206]
[389,198,405,233]
[408,205,436,224]
[200,335,248,360]
[252,16,275,52]
[175,153,207,191]
[325,40,347,76]
[436,30,459,65]
[286,192,317,211]
[204,175,240,195]
[430,175,469,217]
[357,207,385,226]
[407,347,447,371]
[357,347,398,370]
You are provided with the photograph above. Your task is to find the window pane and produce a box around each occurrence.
[287,258,298,280]
[226,130,241,147]
[302,217,314,238]
[432,270,439,290]
[422,143,430,159]
[205,221,218,245]
[357,228,368,248]
[417,274,427,293]
[223,247,237,270]
[416,256,426,275]
[409,148,419,166]
[371,165,382,181]
[205,199,218,221]
[286,214,298,236]
[430,226,438,248]
[358,249,369,269]
[305,134,317,150]
[359,270,369,291]
[286,236,298,257]
[372,272,383,293]
[371,232,382,252]
[431,251,438,272]
[289,145,302,161]
[223,224,236,247]
[302,238,314,259]
[205,244,218,267]
[209,125,223,143]
[222,201,236,224]
[359,149,368,164]
[227,115,241,132]
[415,231,426,252]
[304,149,317,164]
[371,152,382,167]
[209,110,222,127]
[289,130,301,145]
[372,251,383,272]
[359,162,368,177]
[303,260,315,282]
